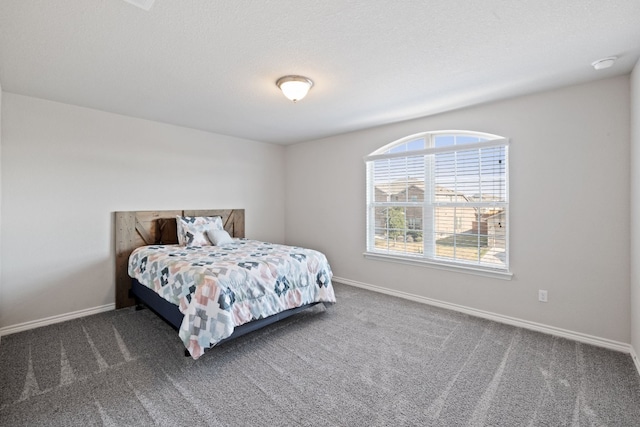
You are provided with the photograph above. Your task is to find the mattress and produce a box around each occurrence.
[128,239,335,358]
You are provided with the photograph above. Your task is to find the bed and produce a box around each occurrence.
[115,209,336,359]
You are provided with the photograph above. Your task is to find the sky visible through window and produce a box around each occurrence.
[368,132,509,271]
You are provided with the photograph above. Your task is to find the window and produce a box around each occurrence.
[365,131,510,276]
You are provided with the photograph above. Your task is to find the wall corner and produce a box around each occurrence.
[630,59,640,361]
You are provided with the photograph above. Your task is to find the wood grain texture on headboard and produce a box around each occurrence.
[114,209,245,309]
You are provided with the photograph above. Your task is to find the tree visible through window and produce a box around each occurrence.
[365,131,509,272]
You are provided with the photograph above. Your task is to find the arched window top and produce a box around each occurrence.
[369,130,505,158]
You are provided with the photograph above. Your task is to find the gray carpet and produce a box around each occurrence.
[1,283,639,426]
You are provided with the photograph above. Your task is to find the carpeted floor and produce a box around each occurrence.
[1,282,640,426]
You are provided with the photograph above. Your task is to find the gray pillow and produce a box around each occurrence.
[206,229,235,246]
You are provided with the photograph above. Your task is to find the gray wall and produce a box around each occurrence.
[0,93,286,329]
[0,83,2,326]
[285,76,631,344]
[631,60,640,360]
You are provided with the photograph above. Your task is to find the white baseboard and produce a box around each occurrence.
[631,346,640,378]
[333,276,634,356]
[0,303,116,337]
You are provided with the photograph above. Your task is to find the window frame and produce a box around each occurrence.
[364,130,512,279]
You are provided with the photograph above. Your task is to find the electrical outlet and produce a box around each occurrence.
[538,290,548,303]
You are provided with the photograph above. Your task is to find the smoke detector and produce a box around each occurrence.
[122,0,155,11]
[591,57,617,71]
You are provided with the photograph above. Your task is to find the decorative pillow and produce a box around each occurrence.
[176,216,223,246]
[206,229,235,246]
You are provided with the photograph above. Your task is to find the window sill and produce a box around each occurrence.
[362,251,513,280]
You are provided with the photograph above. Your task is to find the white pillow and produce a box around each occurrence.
[206,229,235,246]
[176,216,223,246]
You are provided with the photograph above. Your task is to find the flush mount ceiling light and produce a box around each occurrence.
[591,56,617,70]
[276,75,314,102]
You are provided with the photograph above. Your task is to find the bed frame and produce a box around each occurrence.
[115,209,246,309]
[114,209,320,353]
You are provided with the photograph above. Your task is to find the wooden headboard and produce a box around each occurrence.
[114,209,245,309]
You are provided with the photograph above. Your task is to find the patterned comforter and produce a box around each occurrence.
[128,240,335,359]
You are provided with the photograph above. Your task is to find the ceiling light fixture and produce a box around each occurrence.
[591,56,617,70]
[122,0,155,11]
[276,75,314,102]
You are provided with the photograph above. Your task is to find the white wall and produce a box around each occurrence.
[286,76,631,344]
[0,84,3,326]
[631,60,640,359]
[0,93,285,329]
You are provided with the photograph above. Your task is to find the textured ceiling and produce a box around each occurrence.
[1,0,639,144]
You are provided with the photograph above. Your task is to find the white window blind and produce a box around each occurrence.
[365,131,509,272]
